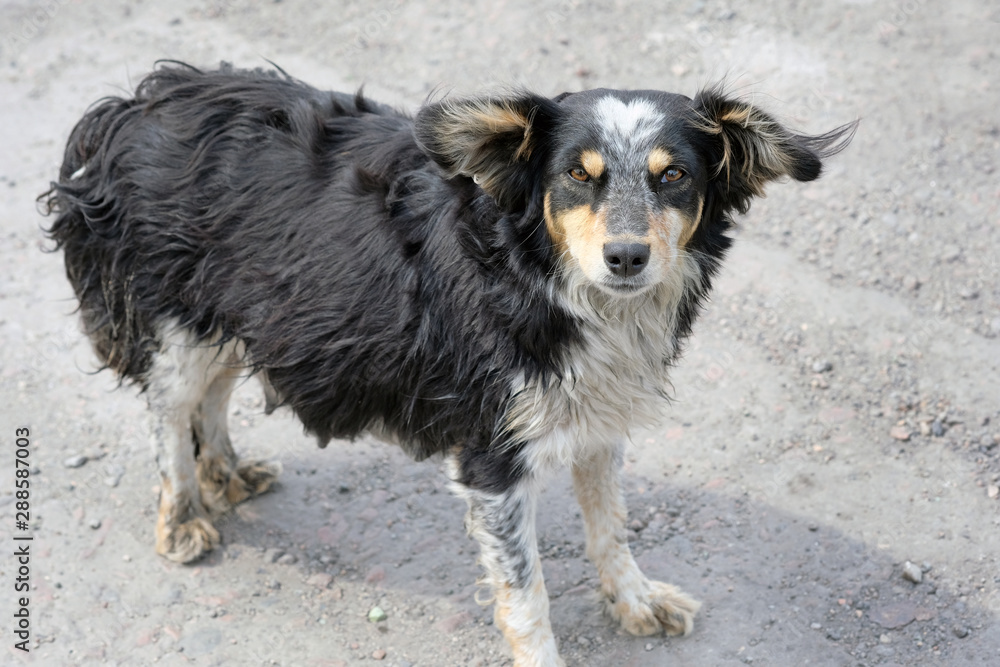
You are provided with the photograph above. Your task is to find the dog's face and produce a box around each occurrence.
[415,86,853,296]
[541,90,707,295]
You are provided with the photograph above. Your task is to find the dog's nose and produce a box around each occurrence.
[603,242,650,278]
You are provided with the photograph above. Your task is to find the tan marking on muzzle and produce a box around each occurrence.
[545,192,609,276]
[675,197,704,249]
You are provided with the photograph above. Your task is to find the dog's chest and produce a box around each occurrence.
[506,294,679,470]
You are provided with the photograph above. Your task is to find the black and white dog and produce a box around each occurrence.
[43,63,854,666]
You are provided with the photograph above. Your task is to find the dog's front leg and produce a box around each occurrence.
[449,459,564,667]
[572,443,700,637]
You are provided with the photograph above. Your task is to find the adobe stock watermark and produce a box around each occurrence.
[850,145,938,248]
[346,1,407,55]
[1,0,71,61]
[685,287,797,395]
[875,0,928,40]
[543,0,578,26]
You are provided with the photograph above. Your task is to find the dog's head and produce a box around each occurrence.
[415,86,856,296]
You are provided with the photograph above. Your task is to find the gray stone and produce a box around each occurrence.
[104,464,125,487]
[276,553,298,565]
[902,561,923,584]
[871,601,916,629]
[63,455,87,469]
[812,360,833,373]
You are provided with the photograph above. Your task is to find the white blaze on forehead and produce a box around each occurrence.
[594,96,663,150]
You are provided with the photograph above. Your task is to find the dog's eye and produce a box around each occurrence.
[568,168,590,182]
[661,168,684,183]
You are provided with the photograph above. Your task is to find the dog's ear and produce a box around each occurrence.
[414,93,561,211]
[692,86,858,213]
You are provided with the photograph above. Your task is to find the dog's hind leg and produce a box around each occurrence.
[572,442,701,637]
[193,358,281,516]
[448,458,565,667]
[146,326,224,564]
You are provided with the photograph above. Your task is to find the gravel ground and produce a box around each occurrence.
[1,1,998,665]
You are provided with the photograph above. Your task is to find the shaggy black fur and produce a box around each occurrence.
[43,63,579,491]
[42,63,855,493]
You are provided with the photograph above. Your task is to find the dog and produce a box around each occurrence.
[42,62,855,666]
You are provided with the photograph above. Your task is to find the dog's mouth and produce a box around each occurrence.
[598,276,653,296]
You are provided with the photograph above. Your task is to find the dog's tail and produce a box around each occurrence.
[39,93,154,379]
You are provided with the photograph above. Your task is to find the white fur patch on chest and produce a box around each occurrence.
[506,261,700,471]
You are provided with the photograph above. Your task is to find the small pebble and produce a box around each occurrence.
[931,420,946,437]
[371,648,386,660]
[902,561,923,584]
[368,606,387,622]
[64,455,88,469]
[644,642,654,651]
[276,553,297,565]
[89,519,102,530]
[104,464,125,487]
[812,360,833,373]
[889,425,911,441]
[810,622,822,630]
[953,626,970,639]
[122,554,131,562]
[941,244,961,262]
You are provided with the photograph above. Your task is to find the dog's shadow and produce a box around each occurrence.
[177,411,996,667]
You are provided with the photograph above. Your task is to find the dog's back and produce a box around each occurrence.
[43,64,575,466]
[46,64,404,378]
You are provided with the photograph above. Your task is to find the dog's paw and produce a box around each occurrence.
[236,459,282,495]
[607,579,701,637]
[156,516,220,564]
[197,457,282,515]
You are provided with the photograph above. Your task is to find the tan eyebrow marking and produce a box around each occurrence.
[580,149,605,178]
[648,147,674,175]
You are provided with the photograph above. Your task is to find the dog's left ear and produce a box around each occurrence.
[692,87,858,213]
[415,93,561,211]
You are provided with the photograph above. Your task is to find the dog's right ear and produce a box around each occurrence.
[414,93,561,211]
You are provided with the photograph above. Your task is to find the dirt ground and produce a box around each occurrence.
[2,1,999,665]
